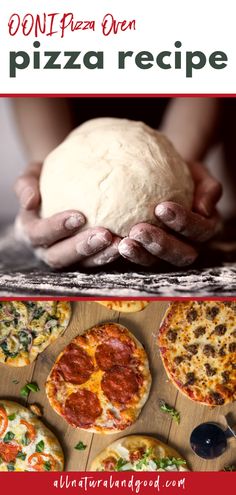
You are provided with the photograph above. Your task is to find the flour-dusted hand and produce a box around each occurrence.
[118,162,222,267]
[14,163,120,268]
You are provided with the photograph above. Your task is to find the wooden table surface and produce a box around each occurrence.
[0,301,235,472]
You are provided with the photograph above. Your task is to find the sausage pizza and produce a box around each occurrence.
[158,301,236,406]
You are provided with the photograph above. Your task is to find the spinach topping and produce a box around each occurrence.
[0,341,18,358]
[16,451,27,460]
[8,413,16,421]
[25,302,37,311]
[44,461,51,471]
[36,440,45,453]
[22,434,31,447]
[19,330,32,351]
[3,431,15,443]
[32,307,45,320]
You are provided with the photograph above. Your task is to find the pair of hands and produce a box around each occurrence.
[14,162,222,269]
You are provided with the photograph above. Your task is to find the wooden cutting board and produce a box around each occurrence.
[0,301,235,471]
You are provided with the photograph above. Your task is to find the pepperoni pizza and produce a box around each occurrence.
[158,301,236,406]
[46,323,151,433]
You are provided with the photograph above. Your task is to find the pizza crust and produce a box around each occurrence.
[89,435,188,471]
[46,322,152,433]
[0,301,71,367]
[0,400,64,471]
[96,301,149,313]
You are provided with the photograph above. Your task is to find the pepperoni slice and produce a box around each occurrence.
[95,338,132,371]
[64,389,102,428]
[101,366,140,404]
[0,441,21,463]
[57,344,94,384]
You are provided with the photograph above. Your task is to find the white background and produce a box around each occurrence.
[0,0,236,94]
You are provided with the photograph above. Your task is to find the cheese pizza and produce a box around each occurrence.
[0,401,64,471]
[90,435,188,471]
[0,301,71,366]
[96,301,149,313]
[46,323,151,433]
[158,301,236,406]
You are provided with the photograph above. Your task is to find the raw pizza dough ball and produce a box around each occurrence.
[40,118,194,237]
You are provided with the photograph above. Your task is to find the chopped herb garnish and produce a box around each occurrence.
[36,440,45,453]
[20,386,29,398]
[75,441,87,451]
[136,449,153,470]
[44,461,51,471]
[16,451,26,460]
[115,458,129,471]
[20,382,40,397]
[154,457,186,469]
[26,383,40,393]
[3,431,15,443]
[8,413,16,421]
[12,379,20,385]
[159,400,180,424]
[223,465,236,471]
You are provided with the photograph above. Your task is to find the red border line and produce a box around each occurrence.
[1,93,236,98]
[0,297,235,302]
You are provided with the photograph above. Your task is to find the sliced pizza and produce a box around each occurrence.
[46,323,151,433]
[89,435,188,471]
[96,301,149,313]
[0,301,71,366]
[0,401,64,471]
[158,301,236,406]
